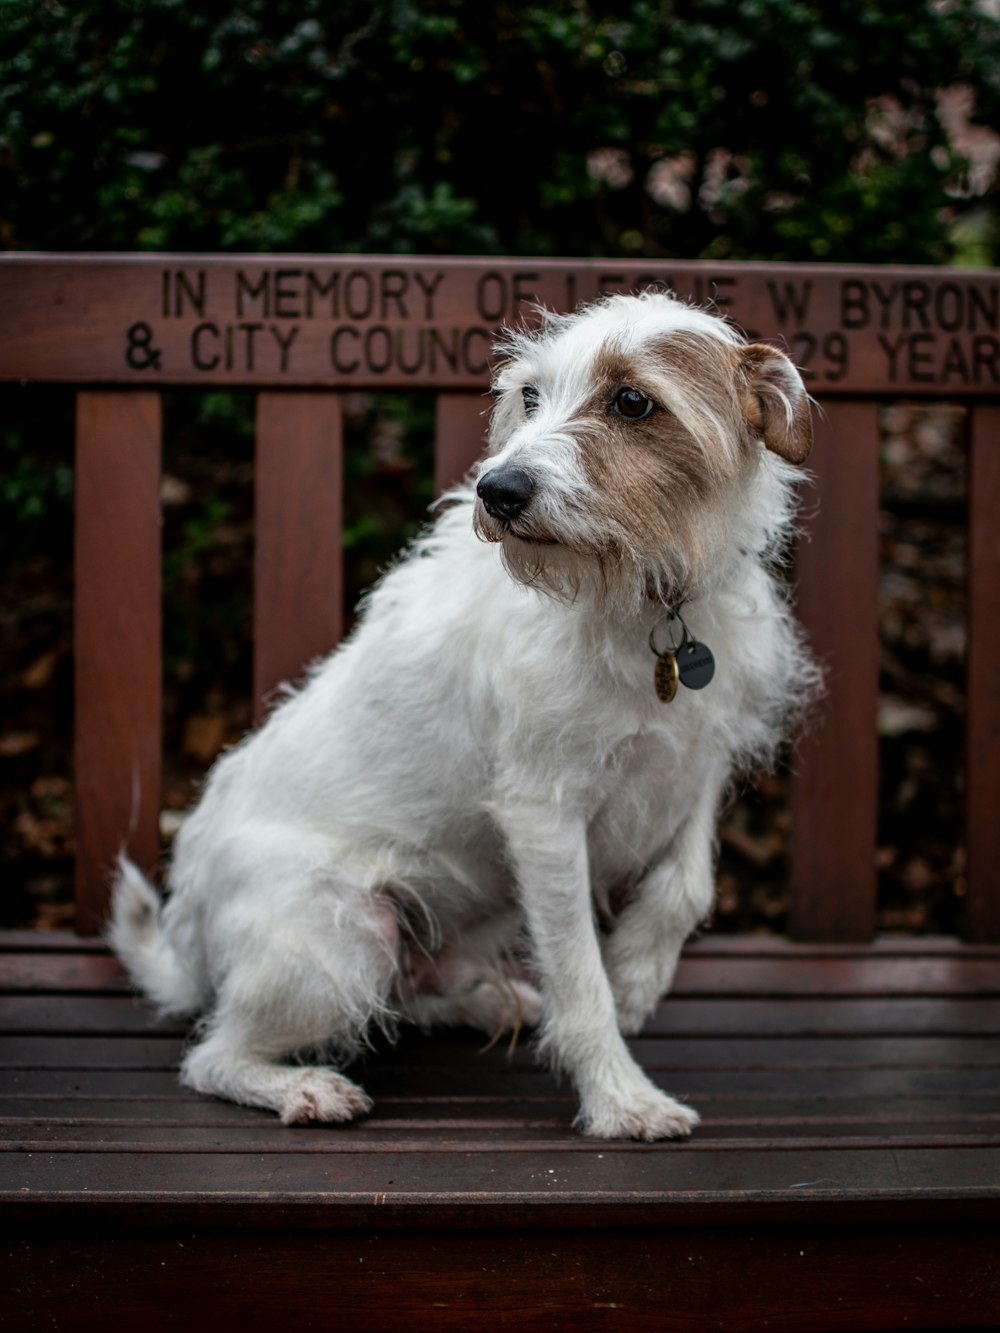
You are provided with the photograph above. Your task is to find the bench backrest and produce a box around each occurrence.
[2,255,998,940]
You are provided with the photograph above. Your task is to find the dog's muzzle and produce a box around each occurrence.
[476,466,535,523]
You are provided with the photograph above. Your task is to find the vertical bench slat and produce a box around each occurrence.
[253,392,344,720]
[434,393,489,496]
[789,400,881,941]
[965,404,1000,941]
[74,391,162,934]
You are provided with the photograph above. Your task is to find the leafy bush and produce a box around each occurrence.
[2,0,998,263]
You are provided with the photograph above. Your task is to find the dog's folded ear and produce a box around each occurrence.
[740,344,813,464]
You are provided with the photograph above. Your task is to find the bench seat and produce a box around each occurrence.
[4,253,1000,1328]
[3,930,998,1330]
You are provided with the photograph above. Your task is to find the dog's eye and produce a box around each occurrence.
[522,385,540,417]
[613,387,654,420]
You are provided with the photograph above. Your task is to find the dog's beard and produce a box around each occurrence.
[474,502,697,619]
[496,534,592,605]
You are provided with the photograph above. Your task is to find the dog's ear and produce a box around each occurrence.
[740,344,812,464]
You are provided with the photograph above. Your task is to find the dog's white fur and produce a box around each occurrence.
[111,292,821,1140]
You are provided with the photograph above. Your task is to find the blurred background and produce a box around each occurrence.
[2,0,999,931]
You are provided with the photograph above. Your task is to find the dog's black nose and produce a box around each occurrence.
[476,467,536,522]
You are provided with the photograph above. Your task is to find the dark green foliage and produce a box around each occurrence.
[2,0,998,263]
[0,387,73,573]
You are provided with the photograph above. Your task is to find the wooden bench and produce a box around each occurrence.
[1,254,999,1330]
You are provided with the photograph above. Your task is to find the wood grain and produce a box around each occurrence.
[6,249,1000,1328]
[966,403,1000,940]
[4,1031,999,1071]
[4,254,1000,394]
[434,392,490,495]
[6,949,1000,996]
[790,400,881,941]
[74,392,162,934]
[6,1228,1000,1333]
[1,933,998,1327]
[6,992,1000,1039]
[253,392,344,719]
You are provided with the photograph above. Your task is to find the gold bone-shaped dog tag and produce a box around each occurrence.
[654,652,679,703]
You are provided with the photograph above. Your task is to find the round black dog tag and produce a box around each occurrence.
[678,640,715,690]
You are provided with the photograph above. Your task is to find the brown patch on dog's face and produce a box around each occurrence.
[480,315,812,603]
[568,334,758,576]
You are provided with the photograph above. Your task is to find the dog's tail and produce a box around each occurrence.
[108,857,205,1017]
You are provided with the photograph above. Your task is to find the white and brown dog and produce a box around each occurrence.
[111,291,820,1140]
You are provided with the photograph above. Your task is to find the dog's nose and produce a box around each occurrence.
[476,467,536,522]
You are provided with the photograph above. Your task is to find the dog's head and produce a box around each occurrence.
[474,292,811,613]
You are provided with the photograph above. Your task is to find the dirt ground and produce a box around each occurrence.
[0,394,968,934]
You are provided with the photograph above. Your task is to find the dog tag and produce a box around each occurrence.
[654,652,679,703]
[678,640,715,690]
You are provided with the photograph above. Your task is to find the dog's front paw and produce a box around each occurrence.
[577,1086,699,1142]
[279,1069,373,1126]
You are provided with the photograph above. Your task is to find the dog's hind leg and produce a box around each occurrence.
[395,910,542,1038]
[178,846,399,1125]
[183,1022,374,1125]
[401,975,542,1038]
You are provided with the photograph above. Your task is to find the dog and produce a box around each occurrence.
[111,290,821,1141]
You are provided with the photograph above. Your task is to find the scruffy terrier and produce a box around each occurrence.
[111,291,820,1141]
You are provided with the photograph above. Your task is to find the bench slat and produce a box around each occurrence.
[966,403,1000,940]
[4,1143,999,1204]
[253,392,344,719]
[6,993,1000,1038]
[790,400,881,941]
[3,1094,999,1129]
[6,1123,1000,1152]
[5,950,1000,996]
[5,1057,998,1101]
[3,1032,998,1071]
[434,392,489,495]
[74,391,162,934]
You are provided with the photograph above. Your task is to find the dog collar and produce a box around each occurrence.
[648,602,716,703]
